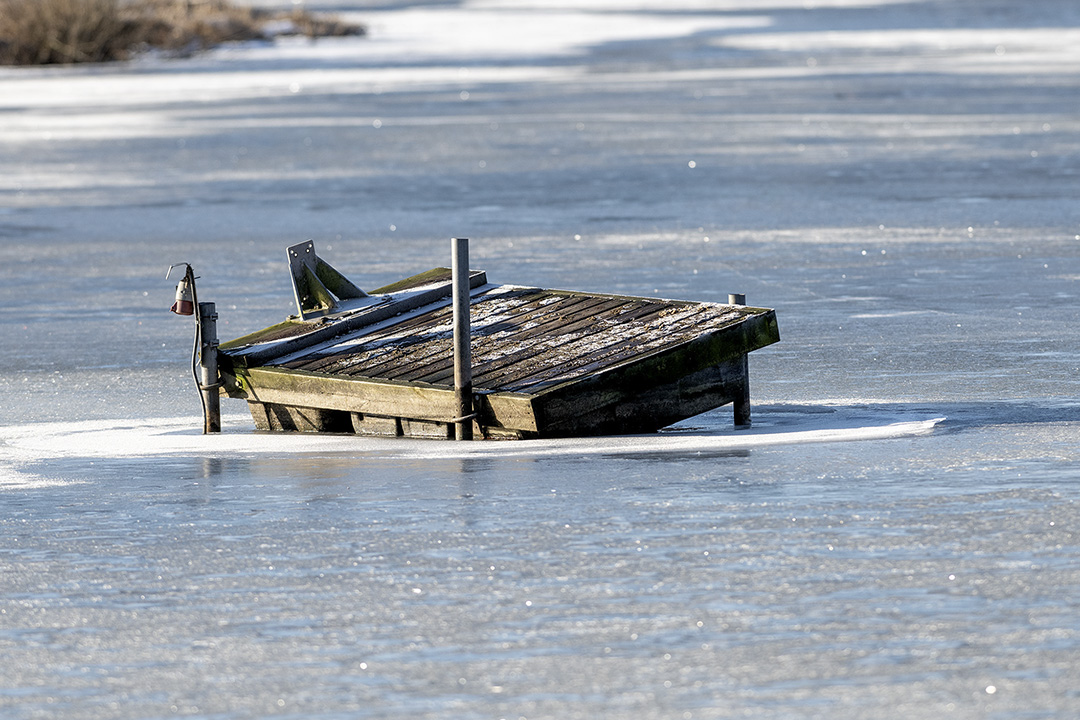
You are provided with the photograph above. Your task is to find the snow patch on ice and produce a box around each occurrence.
[718,28,1080,74]
[0,408,944,482]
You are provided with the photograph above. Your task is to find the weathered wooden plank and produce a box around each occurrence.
[369,268,454,295]
[527,311,778,434]
[503,305,735,393]
[389,295,699,389]
[466,300,682,391]
[471,288,566,324]
[278,287,541,378]
[230,366,459,420]
[332,290,514,379]
[532,355,750,437]
[222,270,487,367]
[482,300,691,391]
[432,297,667,388]
[286,287,551,382]
[415,294,614,385]
[221,318,323,351]
[523,306,775,393]
[349,413,403,437]
[528,308,778,396]
[224,365,540,433]
[248,401,354,433]
[375,296,593,385]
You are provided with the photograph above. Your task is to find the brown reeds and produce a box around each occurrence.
[0,0,364,65]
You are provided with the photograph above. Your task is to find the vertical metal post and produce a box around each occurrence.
[452,238,473,440]
[199,301,221,434]
[729,293,751,428]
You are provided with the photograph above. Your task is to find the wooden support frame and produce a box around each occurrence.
[287,240,367,319]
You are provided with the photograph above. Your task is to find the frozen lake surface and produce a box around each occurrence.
[2,0,1079,717]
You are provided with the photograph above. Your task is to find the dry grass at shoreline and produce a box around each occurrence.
[0,0,364,65]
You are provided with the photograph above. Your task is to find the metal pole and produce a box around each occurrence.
[451,238,473,440]
[198,301,221,434]
[729,293,751,428]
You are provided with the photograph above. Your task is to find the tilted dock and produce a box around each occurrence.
[217,241,779,439]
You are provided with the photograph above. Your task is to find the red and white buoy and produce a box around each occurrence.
[170,272,195,316]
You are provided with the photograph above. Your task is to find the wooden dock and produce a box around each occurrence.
[217,242,779,439]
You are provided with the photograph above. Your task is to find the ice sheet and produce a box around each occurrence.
[2,0,1080,717]
[0,406,944,469]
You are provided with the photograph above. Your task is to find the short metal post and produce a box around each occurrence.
[199,301,221,434]
[729,293,751,428]
[452,238,473,440]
